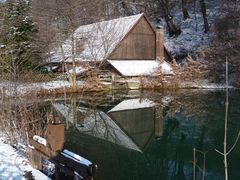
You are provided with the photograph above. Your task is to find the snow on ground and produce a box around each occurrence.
[41,81,83,90]
[0,136,50,180]
[164,14,210,57]
[0,80,84,97]
[163,4,221,58]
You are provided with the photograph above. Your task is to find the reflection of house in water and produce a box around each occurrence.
[108,99,156,150]
[54,98,164,152]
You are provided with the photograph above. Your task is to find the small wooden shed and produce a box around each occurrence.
[51,13,172,77]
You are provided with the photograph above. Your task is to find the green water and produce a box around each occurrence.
[52,90,240,180]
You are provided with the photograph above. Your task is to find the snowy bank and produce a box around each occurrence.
[0,80,84,97]
[0,136,50,180]
[163,5,220,58]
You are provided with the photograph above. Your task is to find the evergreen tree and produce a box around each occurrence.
[0,0,38,79]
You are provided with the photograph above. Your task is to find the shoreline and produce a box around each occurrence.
[0,135,50,180]
[0,80,236,98]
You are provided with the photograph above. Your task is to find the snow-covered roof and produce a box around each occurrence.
[51,14,144,62]
[66,66,92,76]
[108,98,155,112]
[107,60,173,76]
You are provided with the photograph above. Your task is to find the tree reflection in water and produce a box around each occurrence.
[1,90,240,179]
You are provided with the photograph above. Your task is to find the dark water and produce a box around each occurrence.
[35,90,240,180]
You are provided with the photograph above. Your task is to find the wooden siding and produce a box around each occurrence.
[109,17,156,60]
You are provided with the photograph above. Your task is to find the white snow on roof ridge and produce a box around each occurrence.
[75,13,143,32]
[108,98,155,112]
[51,13,144,63]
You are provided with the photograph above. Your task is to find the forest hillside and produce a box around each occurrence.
[0,0,239,86]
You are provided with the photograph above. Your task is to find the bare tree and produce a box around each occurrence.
[182,0,190,20]
[157,0,181,36]
[206,0,240,86]
[31,0,59,63]
[0,3,5,39]
[53,0,81,92]
[199,0,209,33]
[120,1,132,16]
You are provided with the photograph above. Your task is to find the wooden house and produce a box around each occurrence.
[51,13,172,77]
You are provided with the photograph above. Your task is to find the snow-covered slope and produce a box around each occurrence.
[163,2,221,59]
[0,136,50,180]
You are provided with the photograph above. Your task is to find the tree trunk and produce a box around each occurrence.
[193,0,198,31]
[182,0,190,20]
[121,1,132,16]
[199,0,209,33]
[223,57,229,180]
[71,32,77,92]
[159,0,181,36]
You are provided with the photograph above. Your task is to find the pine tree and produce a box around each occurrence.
[0,0,38,79]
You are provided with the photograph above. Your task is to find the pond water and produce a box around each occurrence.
[29,89,240,180]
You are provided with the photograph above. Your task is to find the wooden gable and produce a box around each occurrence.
[109,16,156,60]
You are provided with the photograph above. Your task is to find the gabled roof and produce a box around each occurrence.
[51,13,145,63]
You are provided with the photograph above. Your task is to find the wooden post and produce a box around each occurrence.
[156,27,164,61]
[193,148,196,180]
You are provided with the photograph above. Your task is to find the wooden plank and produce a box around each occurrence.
[109,17,155,60]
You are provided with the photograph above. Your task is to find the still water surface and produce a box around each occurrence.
[36,90,240,180]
